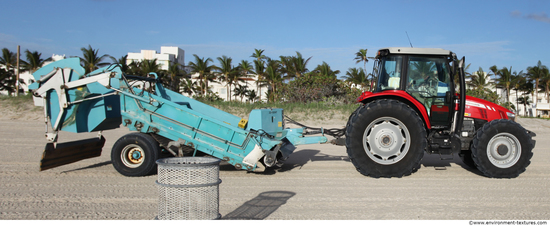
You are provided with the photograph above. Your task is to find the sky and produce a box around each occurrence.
[1,0,549,79]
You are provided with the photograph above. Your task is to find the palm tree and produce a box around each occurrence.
[527,61,549,105]
[523,79,535,101]
[110,55,130,74]
[344,67,368,90]
[0,68,16,95]
[188,54,214,95]
[253,59,267,102]
[468,67,493,92]
[140,59,162,76]
[492,65,514,104]
[22,50,51,73]
[233,84,249,102]
[180,78,196,96]
[354,49,369,79]
[216,55,237,101]
[540,67,550,103]
[313,61,340,78]
[237,60,255,89]
[250,49,268,101]
[511,71,526,112]
[278,55,293,81]
[246,90,258,103]
[518,96,531,116]
[291,51,311,78]
[489,65,500,77]
[127,60,141,75]
[166,62,185,92]
[265,60,283,102]
[80,45,111,74]
[250,49,266,62]
[0,48,18,94]
[0,48,17,70]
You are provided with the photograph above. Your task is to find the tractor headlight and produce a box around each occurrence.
[507,112,516,121]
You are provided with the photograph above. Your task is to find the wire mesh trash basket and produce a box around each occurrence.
[156,157,222,220]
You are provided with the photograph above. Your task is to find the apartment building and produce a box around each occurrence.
[127,46,185,71]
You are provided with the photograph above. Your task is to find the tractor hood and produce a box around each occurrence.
[464,95,514,121]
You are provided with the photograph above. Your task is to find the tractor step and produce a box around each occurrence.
[439,153,454,161]
[40,136,105,171]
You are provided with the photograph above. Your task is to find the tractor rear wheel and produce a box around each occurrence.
[345,99,427,178]
[471,119,534,178]
[111,133,161,177]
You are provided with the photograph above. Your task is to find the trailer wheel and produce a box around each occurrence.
[111,133,160,177]
[471,119,533,178]
[345,99,426,178]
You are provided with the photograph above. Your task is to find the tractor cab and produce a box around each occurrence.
[372,47,457,130]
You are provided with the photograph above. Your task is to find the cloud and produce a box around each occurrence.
[510,11,550,24]
[526,12,550,24]
[510,10,522,18]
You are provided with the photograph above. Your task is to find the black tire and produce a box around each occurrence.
[111,133,160,177]
[345,99,427,178]
[471,119,534,178]
[459,150,477,169]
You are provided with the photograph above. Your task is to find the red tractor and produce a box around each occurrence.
[345,47,536,178]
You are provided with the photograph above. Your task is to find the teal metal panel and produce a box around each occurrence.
[248,109,285,136]
[32,57,84,81]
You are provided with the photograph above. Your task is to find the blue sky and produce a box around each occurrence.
[1,0,549,78]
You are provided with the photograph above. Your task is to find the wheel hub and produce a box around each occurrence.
[128,148,143,164]
[381,135,391,146]
[363,117,410,165]
[487,133,521,168]
[497,144,508,156]
[121,144,145,168]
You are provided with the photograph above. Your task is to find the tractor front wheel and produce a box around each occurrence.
[345,99,427,178]
[111,133,161,177]
[471,119,534,178]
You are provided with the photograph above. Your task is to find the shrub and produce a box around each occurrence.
[276,74,361,104]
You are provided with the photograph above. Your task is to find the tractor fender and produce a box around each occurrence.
[357,90,431,129]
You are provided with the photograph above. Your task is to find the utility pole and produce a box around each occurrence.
[15,45,20,97]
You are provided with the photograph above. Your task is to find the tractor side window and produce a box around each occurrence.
[406,57,452,116]
[377,56,403,90]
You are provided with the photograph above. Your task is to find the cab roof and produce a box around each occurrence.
[380,47,451,56]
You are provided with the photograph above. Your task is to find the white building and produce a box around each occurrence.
[473,71,550,118]
[127,46,185,71]
[506,88,550,118]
